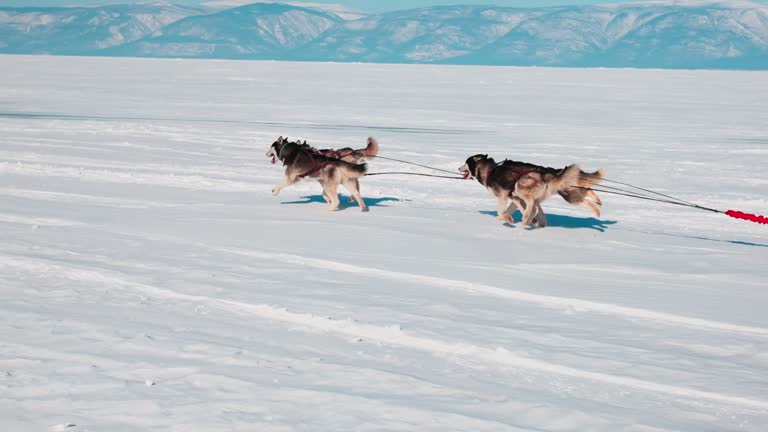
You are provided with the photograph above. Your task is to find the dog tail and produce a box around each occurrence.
[558,166,605,210]
[340,160,367,178]
[362,137,379,159]
[555,164,582,193]
[578,167,606,188]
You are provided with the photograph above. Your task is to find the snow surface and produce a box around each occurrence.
[1,55,767,432]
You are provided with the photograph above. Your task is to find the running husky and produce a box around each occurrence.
[267,137,369,212]
[277,137,379,165]
[459,155,605,227]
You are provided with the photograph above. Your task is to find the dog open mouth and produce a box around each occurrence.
[271,155,277,164]
[462,170,471,179]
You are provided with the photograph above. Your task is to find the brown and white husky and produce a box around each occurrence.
[459,154,605,227]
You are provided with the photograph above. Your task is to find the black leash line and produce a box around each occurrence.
[581,182,670,198]
[370,155,457,175]
[580,180,718,212]
[590,178,700,207]
[582,187,723,213]
[366,171,466,180]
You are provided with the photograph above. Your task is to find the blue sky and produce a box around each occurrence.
[0,0,765,12]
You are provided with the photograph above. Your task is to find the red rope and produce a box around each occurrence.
[725,210,768,225]
[581,186,767,226]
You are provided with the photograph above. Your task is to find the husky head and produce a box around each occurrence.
[266,136,288,164]
[459,154,489,180]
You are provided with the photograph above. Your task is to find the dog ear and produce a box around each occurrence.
[277,136,283,143]
[483,154,488,159]
[303,140,307,145]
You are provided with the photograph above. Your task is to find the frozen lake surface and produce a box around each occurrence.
[1,55,767,431]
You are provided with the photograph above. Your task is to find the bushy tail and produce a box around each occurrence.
[556,164,582,193]
[362,137,379,159]
[558,166,605,209]
[577,167,605,188]
[340,161,367,178]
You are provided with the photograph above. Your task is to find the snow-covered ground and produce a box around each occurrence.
[1,55,767,432]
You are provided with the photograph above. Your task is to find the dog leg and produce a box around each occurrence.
[347,176,359,202]
[326,182,340,211]
[521,197,538,227]
[345,179,368,212]
[316,180,331,204]
[528,202,541,226]
[587,189,602,206]
[535,203,547,227]
[502,197,521,223]
[272,175,297,196]
[582,200,601,218]
[508,196,528,223]
[496,196,511,222]
[502,202,517,223]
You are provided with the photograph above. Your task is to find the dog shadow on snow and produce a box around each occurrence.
[480,211,768,247]
[479,210,618,232]
[281,195,401,210]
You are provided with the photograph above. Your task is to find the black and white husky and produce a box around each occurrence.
[266,137,369,212]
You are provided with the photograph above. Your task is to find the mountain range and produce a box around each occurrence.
[2,1,767,69]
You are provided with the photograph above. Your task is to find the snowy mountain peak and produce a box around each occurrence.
[1,1,767,69]
[104,2,341,58]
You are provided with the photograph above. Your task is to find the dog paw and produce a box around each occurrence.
[360,207,369,213]
[272,188,280,196]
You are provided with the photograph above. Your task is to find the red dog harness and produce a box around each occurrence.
[298,150,334,178]
[316,149,355,160]
[297,148,358,178]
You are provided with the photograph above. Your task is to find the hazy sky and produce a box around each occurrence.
[0,0,765,12]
